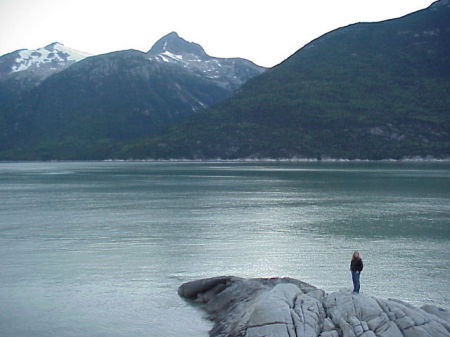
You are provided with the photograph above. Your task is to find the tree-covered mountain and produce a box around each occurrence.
[122,0,450,160]
[0,33,265,159]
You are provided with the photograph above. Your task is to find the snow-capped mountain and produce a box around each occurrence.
[0,42,91,81]
[147,32,265,90]
[0,33,266,159]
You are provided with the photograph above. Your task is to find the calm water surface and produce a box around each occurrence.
[0,161,449,337]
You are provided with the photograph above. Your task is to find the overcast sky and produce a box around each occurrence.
[0,0,436,67]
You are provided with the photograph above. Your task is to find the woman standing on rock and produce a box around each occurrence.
[350,250,363,294]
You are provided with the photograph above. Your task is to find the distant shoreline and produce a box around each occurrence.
[1,157,449,164]
[103,157,450,163]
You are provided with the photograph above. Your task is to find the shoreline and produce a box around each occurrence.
[1,157,450,164]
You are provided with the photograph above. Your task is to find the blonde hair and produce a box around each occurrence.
[352,250,362,260]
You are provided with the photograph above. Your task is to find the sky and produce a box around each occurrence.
[0,0,436,67]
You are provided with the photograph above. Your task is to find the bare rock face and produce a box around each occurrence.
[178,276,450,337]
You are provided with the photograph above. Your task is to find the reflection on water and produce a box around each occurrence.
[0,161,449,337]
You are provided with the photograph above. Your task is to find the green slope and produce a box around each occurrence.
[0,51,231,160]
[122,1,450,160]
[0,35,265,160]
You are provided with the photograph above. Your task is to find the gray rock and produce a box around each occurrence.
[178,276,450,337]
[247,285,297,326]
[422,304,450,329]
[178,276,235,302]
[320,331,339,337]
[422,305,450,320]
[323,317,336,331]
[246,323,292,337]
[292,293,326,337]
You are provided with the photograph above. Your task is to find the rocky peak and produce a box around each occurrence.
[147,32,208,58]
[44,42,64,51]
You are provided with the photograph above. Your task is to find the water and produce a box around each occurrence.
[0,161,449,337]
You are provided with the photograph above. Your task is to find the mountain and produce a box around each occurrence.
[0,42,91,111]
[0,33,265,160]
[0,42,91,81]
[121,0,450,160]
[148,32,264,90]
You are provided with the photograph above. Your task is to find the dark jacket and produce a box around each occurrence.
[350,258,363,272]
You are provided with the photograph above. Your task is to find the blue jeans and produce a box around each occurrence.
[352,271,360,293]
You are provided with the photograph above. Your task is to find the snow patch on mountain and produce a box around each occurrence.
[154,51,185,63]
[147,33,266,90]
[150,51,264,88]
[10,42,91,73]
[161,51,183,61]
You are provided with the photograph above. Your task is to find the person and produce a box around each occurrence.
[350,250,363,294]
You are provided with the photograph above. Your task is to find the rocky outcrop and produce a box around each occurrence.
[178,276,450,337]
